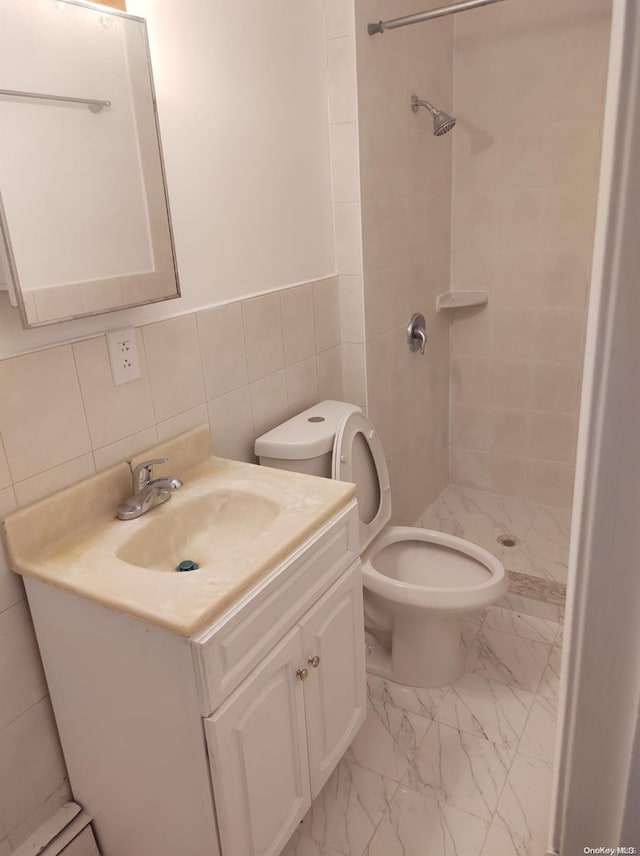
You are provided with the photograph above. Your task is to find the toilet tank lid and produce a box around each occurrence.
[255,400,362,460]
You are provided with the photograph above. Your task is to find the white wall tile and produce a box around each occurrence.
[142,315,206,421]
[93,426,159,472]
[525,460,574,508]
[317,346,345,401]
[208,387,255,463]
[334,203,362,276]
[0,602,47,731]
[197,303,249,399]
[73,332,155,449]
[329,122,360,203]
[0,488,22,616]
[250,371,289,438]
[324,0,353,39]
[242,294,285,382]
[313,278,342,353]
[327,37,357,124]
[339,276,364,344]
[0,442,10,491]
[280,285,316,367]
[13,455,96,509]
[0,698,67,833]
[0,347,91,483]
[156,405,209,443]
[342,343,366,407]
[286,358,319,417]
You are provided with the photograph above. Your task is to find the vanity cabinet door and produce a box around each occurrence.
[299,562,367,798]
[204,627,311,856]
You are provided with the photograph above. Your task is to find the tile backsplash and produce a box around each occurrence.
[0,274,346,851]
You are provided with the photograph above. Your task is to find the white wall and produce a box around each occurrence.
[0,0,335,356]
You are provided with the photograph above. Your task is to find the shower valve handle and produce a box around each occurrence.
[406,313,427,355]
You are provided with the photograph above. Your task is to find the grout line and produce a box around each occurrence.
[5,780,71,843]
[0,688,50,738]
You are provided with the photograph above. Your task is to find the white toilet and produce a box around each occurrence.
[255,401,507,688]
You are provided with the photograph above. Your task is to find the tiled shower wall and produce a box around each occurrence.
[449,0,612,507]
[355,0,454,524]
[325,0,367,411]
[0,276,344,851]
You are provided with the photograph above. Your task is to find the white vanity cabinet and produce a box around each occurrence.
[206,567,366,856]
[24,500,365,856]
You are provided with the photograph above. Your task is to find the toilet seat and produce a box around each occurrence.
[332,410,506,613]
[362,525,507,613]
[332,411,391,551]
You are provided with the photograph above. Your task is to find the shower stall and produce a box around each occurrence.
[344,0,611,604]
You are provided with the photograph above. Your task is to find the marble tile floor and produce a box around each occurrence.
[283,616,563,856]
[418,484,572,587]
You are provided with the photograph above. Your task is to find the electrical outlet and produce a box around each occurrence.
[107,327,141,386]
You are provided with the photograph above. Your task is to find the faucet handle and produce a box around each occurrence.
[127,457,168,491]
[406,312,427,355]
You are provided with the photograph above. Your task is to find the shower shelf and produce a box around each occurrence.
[436,290,489,311]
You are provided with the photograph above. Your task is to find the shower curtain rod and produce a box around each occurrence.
[368,0,508,35]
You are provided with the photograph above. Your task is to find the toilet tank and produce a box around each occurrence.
[254,400,361,478]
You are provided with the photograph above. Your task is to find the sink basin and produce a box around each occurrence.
[116,489,280,573]
[3,425,356,635]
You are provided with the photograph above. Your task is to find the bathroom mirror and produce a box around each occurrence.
[0,0,180,328]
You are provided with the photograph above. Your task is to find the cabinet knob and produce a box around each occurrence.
[296,668,309,681]
[308,655,321,668]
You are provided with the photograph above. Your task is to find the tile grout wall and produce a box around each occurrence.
[325,0,368,411]
[0,273,346,851]
[448,0,612,507]
[355,0,454,524]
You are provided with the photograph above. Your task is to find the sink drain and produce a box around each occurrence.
[176,559,200,572]
[497,535,519,548]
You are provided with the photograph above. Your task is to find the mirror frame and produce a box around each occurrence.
[0,0,181,328]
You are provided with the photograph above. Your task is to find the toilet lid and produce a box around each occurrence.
[332,412,391,551]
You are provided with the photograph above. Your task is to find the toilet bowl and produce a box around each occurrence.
[255,401,507,688]
[362,526,505,687]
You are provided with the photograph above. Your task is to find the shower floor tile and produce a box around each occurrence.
[418,484,571,584]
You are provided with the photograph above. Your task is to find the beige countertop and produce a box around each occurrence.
[2,426,356,636]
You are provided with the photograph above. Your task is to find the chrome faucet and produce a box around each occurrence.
[117,457,183,521]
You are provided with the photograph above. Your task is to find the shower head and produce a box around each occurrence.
[411,94,456,136]
[433,110,456,136]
